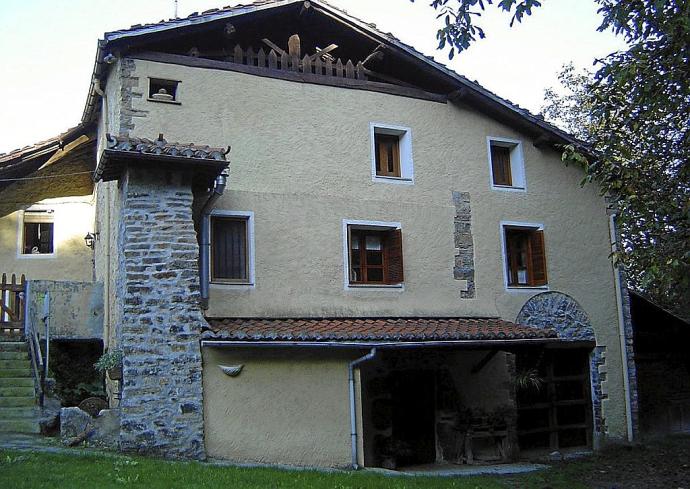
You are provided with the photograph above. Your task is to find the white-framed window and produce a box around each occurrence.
[342,219,404,289]
[209,210,255,286]
[147,78,181,104]
[487,137,526,191]
[370,123,414,184]
[499,221,549,291]
[18,209,55,257]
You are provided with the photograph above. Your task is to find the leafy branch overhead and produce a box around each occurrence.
[411,0,542,58]
[418,0,690,318]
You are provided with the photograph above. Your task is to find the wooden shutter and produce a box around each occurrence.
[385,228,404,284]
[39,223,54,254]
[529,230,548,286]
[375,134,401,177]
[491,145,512,186]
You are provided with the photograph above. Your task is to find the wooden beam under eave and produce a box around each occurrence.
[448,88,469,104]
[38,135,92,171]
[533,133,552,149]
[470,350,498,374]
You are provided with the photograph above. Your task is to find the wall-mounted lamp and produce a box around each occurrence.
[84,232,99,250]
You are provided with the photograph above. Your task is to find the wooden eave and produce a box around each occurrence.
[82,0,589,155]
[96,149,229,182]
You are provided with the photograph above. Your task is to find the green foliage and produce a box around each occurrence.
[94,349,123,372]
[515,368,544,392]
[411,0,542,58]
[49,341,105,406]
[420,0,690,319]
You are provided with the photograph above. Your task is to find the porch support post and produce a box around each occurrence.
[348,348,377,469]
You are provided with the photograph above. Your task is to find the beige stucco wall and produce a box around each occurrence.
[202,347,357,467]
[104,58,629,440]
[0,196,94,282]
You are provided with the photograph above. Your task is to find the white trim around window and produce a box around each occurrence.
[487,136,526,192]
[370,122,414,185]
[342,219,404,291]
[208,210,255,288]
[16,208,56,259]
[499,220,549,292]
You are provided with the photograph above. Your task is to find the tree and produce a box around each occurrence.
[418,0,690,318]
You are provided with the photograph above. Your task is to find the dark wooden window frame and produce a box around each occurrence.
[504,225,548,287]
[347,225,404,286]
[210,215,251,284]
[374,133,402,178]
[490,143,513,187]
[21,211,54,256]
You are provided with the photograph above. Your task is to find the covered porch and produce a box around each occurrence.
[202,317,596,469]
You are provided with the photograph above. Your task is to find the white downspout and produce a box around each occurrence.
[348,348,377,469]
[609,213,634,442]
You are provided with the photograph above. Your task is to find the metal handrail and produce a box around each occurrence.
[23,282,47,407]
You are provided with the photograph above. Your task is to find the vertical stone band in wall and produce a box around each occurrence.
[117,167,206,459]
[452,191,475,299]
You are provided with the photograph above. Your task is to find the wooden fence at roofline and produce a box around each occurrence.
[0,273,25,337]
[225,44,368,80]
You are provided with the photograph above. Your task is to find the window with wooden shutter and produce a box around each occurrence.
[504,226,548,287]
[491,144,513,186]
[374,133,401,178]
[529,230,548,286]
[384,228,404,284]
[22,211,54,255]
[348,226,404,285]
[211,216,249,282]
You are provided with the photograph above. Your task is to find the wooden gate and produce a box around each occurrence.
[0,273,26,338]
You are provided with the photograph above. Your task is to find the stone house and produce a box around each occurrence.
[0,0,639,469]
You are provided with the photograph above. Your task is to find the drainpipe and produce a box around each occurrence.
[348,348,377,470]
[609,213,634,442]
[199,169,229,308]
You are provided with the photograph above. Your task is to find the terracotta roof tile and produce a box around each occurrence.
[203,317,558,343]
[106,134,230,161]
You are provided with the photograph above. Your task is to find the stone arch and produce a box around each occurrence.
[516,291,594,341]
[516,291,607,439]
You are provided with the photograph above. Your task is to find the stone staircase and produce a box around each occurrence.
[0,341,39,434]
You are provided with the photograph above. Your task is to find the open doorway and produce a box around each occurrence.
[389,370,436,466]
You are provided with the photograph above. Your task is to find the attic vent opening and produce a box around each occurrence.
[148,78,180,103]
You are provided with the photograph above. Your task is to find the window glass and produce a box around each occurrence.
[212,217,248,281]
[22,212,54,255]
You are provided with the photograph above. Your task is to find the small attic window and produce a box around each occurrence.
[148,78,180,104]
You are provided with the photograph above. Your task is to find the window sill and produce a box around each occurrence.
[146,98,181,105]
[506,285,549,292]
[373,175,414,185]
[210,282,255,288]
[492,184,526,192]
[18,253,56,259]
[347,283,404,290]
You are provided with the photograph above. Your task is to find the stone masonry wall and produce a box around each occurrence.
[117,166,205,459]
[452,191,475,299]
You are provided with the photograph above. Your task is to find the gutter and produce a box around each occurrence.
[200,338,566,349]
[348,348,377,469]
[609,213,635,442]
[199,169,229,308]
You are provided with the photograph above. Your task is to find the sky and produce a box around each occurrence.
[0,0,627,154]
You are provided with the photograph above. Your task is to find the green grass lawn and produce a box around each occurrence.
[2,435,689,489]
[0,448,585,489]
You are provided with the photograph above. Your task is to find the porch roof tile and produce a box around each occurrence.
[203,317,558,343]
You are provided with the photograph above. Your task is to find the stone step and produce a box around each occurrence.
[0,351,28,360]
[0,386,35,397]
[0,369,31,378]
[0,342,27,352]
[0,407,39,419]
[0,377,34,387]
[0,359,30,369]
[0,396,35,407]
[0,419,40,434]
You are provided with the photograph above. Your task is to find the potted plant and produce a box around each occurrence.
[94,349,123,381]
